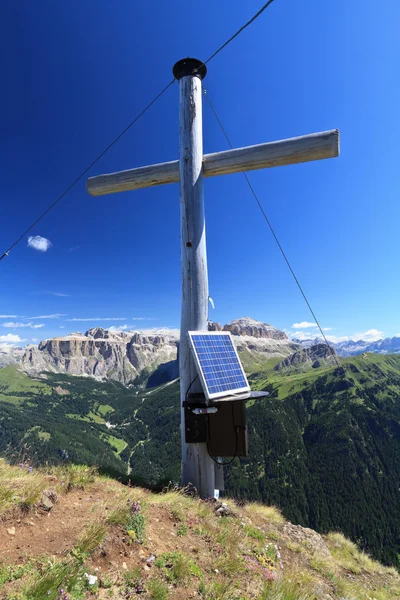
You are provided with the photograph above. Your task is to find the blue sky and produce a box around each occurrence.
[1,0,399,347]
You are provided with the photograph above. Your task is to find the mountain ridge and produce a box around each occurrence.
[7,318,300,385]
[296,335,400,356]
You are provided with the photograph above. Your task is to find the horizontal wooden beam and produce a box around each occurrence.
[86,129,339,196]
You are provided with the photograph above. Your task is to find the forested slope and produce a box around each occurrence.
[2,355,400,566]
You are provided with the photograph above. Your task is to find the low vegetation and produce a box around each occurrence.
[1,461,400,599]
[2,353,400,567]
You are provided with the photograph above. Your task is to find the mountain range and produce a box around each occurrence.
[2,318,399,388]
[3,317,300,385]
[2,317,400,567]
[296,335,400,356]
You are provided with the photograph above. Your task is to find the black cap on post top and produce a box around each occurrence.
[173,58,207,81]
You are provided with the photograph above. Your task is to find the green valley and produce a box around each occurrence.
[1,354,400,568]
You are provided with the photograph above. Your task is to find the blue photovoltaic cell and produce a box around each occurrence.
[189,333,249,398]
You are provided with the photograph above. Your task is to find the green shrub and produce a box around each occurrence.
[147,577,169,600]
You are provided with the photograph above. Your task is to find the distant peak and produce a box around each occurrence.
[223,317,287,340]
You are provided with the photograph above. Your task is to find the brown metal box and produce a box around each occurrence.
[208,400,248,458]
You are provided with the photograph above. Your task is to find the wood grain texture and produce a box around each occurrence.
[86,129,339,196]
[178,75,216,498]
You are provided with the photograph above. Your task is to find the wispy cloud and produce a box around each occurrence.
[27,236,52,252]
[3,322,44,329]
[0,315,18,318]
[108,325,129,332]
[323,327,334,331]
[66,317,127,322]
[292,321,317,329]
[30,314,66,320]
[132,318,154,321]
[68,246,80,252]
[0,334,25,343]
[60,326,65,329]
[33,291,70,297]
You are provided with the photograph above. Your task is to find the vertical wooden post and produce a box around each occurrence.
[173,58,216,498]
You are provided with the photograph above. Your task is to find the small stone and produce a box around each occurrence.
[215,503,232,517]
[7,527,16,535]
[122,562,128,570]
[84,573,98,586]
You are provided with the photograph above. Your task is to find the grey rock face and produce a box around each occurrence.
[21,330,178,386]
[223,317,288,340]
[274,343,336,371]
[208,321,223,331]
[18,318,300,385]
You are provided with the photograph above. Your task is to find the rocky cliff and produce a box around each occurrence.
[274,343,336,371]
[223,317,288,340]
[22,328,178,385]
[19,318,299,385]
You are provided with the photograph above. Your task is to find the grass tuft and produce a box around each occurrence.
[0,483,14,514]
[244,523,266,542]
[147,577,169,600]
[245,503,285,524]
[74,522,106,554]
[326,531,386,575]
[259,578,315,600]
[51,464,97,491]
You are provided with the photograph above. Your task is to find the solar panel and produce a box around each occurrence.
[188,331,250,400]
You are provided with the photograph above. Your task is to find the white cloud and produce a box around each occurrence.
[27,236,52,252]
[325,334,350,343]
[289,328,384,344]
[135,327,180,336]
[0,334,25,343]
[66,317,127,322]
[3,322,44,329]
[323,327,334,331]
[109,325,128,332]
[288,330,346,343]
[290,331,316,341]
[0,315,18,318]
[354,329,384,342]
[60,326,65,329]
[292,322,317,329]
[0,343,15,353]
[30,314,66,319]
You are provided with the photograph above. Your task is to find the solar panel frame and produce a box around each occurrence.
[188,331,250,400]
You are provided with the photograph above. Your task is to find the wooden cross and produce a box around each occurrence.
[86,58,339,498]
